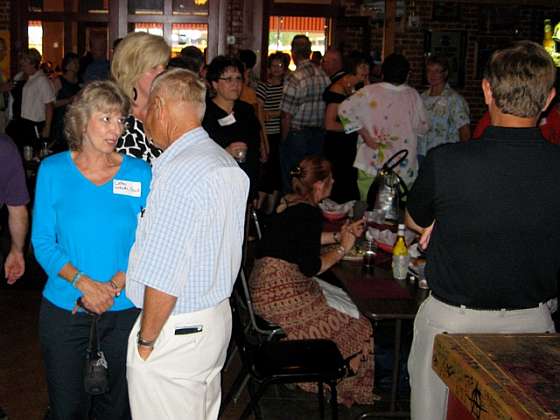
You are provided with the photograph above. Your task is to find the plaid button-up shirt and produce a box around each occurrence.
[126,127,249,314]
[280,59,330,130]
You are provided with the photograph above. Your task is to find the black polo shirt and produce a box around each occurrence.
[407,126,560,309]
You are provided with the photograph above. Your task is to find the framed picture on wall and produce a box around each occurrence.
[424,30,467,87]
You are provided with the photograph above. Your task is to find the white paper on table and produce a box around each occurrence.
[314,278,360,319]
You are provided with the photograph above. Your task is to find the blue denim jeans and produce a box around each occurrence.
[280,127,325,193]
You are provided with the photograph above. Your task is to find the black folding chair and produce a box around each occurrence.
[220,287,347,420]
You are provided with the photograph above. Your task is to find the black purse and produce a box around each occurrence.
[83,315,109,395]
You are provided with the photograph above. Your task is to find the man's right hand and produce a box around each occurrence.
[4,249,25,284]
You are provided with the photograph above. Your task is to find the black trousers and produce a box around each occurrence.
[39,299,140,420]
[324,131,360,204]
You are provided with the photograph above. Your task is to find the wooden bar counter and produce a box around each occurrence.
[432,333,560,419]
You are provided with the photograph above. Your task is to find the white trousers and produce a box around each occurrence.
[407,295,555,420]
[127,300,232,420]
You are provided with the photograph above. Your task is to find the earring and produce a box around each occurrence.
[132,87,138,102]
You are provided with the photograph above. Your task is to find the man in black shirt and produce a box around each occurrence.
[405,41,560,420]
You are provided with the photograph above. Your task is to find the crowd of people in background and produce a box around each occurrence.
[1,30,560,420]
[4,33,560,208]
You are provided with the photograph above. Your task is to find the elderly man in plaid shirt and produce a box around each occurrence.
[125,69,249,420]
[279,34,330,192]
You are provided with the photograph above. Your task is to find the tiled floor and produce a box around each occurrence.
[0,246,410,420]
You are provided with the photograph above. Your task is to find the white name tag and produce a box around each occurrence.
[113,179,141,197]
[218,113,236,126]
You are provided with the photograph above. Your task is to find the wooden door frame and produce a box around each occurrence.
[9,0,227,75]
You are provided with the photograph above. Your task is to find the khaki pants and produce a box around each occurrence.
[127,300,232,420]
[408,294,555,420]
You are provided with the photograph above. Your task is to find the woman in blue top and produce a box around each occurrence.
[32,81,151,420]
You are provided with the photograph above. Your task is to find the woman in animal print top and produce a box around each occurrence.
[111,32,170,164]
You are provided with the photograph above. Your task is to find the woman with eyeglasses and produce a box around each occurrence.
[202,55,261,199]
[32,81,151,419]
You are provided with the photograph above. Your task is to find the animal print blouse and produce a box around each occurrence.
[116,115,162,164]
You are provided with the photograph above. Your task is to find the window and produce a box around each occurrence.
[133,23,164,37]
[269,17,327,70]
[171,23,208,55]
[173,0,208,16]
[28,21,43,55]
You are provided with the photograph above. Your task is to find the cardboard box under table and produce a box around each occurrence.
[432,333,560,420]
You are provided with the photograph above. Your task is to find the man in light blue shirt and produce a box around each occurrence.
[125,69,249,420]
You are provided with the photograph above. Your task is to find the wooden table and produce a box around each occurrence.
[433,333,560,420]
[325,258,429,417]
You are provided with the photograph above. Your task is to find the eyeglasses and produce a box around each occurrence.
[219,76,243,83]
[271,63,284,68]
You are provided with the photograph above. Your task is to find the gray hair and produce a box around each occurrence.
[151,68,207,121]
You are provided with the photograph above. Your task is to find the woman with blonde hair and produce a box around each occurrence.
[32,80,151,419]
[112,31,170,164]
[249,155,375,407]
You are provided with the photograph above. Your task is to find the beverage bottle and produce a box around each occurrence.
[392,224,409,280]
[543,19,556,57]
[362,239,376,273]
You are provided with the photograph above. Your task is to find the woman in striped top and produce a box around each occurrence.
[256,52,289,213]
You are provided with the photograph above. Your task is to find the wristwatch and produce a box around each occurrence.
[137,332,155,349]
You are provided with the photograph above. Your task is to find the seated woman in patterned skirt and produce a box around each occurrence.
[249,155,375,407]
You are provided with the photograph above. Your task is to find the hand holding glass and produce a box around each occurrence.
[229,142,248,163]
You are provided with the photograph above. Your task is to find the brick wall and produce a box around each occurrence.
[226,0,558,125]
[0,0,9,31]
[335,0,560,123]
[226,0,244,56]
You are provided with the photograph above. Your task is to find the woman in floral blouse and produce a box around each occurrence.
[417,55,471,163]
[338,54,430,199]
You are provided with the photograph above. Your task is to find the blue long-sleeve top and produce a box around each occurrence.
[32,151,151,311]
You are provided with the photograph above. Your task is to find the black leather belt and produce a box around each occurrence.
[431,293,539,311]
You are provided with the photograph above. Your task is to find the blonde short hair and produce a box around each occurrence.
[64,81,130,151]
[151,68,207,120]
[111,32,170,101]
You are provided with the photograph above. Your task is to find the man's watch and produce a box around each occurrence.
[137,332,155,349]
